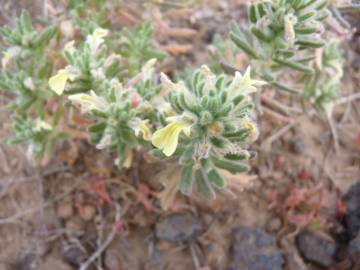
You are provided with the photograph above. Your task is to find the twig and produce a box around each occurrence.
[337,4,360,13]
[79,203,121,270]
[261,109,317,151]
[0,146,11,173]
[334,92,360,106]
[261,95,302,116]
[261,121,296,151]
[189,241,201,270]
[327,111,340,154]
[262,106,291,124]
[35,166,46,262]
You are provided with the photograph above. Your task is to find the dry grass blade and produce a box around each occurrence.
[79,203,121,270]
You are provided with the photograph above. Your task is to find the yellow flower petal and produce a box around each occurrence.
[139,123,151,141]
[152,121,191,157]
[68,90,106,112]
[35,119,52,131]
[228,67,266,98]
[132,120,152,141]
[93,28,109,39]
[49,69,70,95]
[88,28,109,53]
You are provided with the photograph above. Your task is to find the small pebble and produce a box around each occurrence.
[289,138,306,154]
[62,245,86,267]
[155,212,203,242]
[57,202,74,220]
[344,182,360,238]
[229,225,284,270]
[348,232,360,259]
[79,205,96,221]
[14,254,37,270]
[296,230,336,267]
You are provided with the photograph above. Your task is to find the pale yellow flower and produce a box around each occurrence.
[96,134,112,150]
[2,47,20,68]
[63,40,76,54]
[228,66,266,98]
[141,58,157,81]
[242,119,259,143]
[200,65,216,84]
[35,119,52,131]
[284,14,297,47]
[160,72,186,92]
[87,28,109,53]
[48,69,72,95]
[68,90,107,112]
[130,119,152,141]
[152,121,191,157]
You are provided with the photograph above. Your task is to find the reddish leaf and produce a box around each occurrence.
[355,134,360,151]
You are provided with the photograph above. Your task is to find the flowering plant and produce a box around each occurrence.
[1,10,262,199]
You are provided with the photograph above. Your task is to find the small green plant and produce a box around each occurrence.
[0,11,61,161]
[227,0,344,110]
[67,0,115,34]
[152,66,263,198]
[117,22,167,77]
[50,30,262,197]
[0,11,57,112]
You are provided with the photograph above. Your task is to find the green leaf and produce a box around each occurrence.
[19,11,33,33]
[230,32,259,60]
[212,157,249,174]
[295,39,325,48]
[179,145,195,165]
[250,26,273,42]
[208,169,226,189]
[179,166,194,195]
[35,25,57,47]
[194,169,215,199]
[248,5,258,23]
[224,152,250,161]
[88,122,106,133]
[272,57,315,73]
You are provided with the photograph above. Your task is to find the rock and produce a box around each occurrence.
[155,212,203,242]
[352,57,360,72]
[348,232,360,267]
[14,254,38,270]
[296,230,336,267]
[289,138,306,154]
[229,225,284,270]
[62,245,86,267]
[344,182,360,238]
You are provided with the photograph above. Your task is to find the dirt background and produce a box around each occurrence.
[1,0,360,270]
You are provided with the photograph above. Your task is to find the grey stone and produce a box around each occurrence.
[155,212,203,242]
[229,225,284,270]
[344,182,360,238]
[349,232,360,259]
[297,230,336,267]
